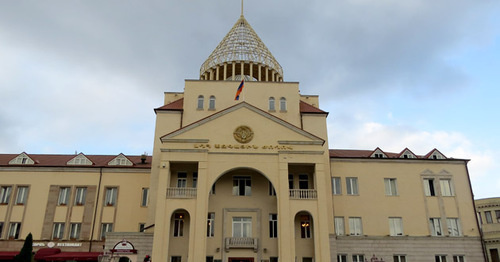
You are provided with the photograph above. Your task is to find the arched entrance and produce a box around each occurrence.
[294,211,315,262]
[167,209,190,262]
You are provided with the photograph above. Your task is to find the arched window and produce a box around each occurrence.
[197,95,204,109]
[280,97,287,111]
[269,97,275,111]
[209,96,216,110]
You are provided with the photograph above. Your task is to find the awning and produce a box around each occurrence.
[42,252,101,261]
[0,252,19,260]
[34,248,61,260]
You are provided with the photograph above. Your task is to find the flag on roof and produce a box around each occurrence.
[234,79,245,100]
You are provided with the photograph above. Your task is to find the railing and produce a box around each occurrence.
[166,187,197,199]
[289,189,317,199]
[224,237,258,252]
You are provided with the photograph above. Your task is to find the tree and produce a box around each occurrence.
[14,233,33,262]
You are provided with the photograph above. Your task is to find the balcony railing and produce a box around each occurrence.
[166,187,197,199]
[289,189,317,199]
[224,237,258,252]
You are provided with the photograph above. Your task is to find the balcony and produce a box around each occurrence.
[289,189,317,199]
[224,237,258,252]
[166,187,197,199]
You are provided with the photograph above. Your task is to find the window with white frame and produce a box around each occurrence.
[337,254,347,262]
[393,255,406,262]
[74,187,86,205]
[208,96,216,110]
[332,177,341,195]
[100,223,112,240]
[173,213,184,237]
[352,255,364,262]
[177,172,187,188]
[104,187,117,206]
[435,255,447,262]
[232,217,252,237]
[452,255,465,262]
[298,174,309,189]
[269,97,275,111]
[233,176,251,196]
[349,217,362,236]
[440,179,454,196]
[334,217,345,236]
[424,178,436,196]
[0,186,12,204]
[485,211,493,223]
[447,218,461,236]
[269,214,278,238]
[58,187,70,205]
[141,188,149,207]
[300,215,312,238]
[197,95,204,109]
[52,223,65,240]
[384,178,398,196]
[430,218,443,236]
[496,210,500,223]
[279,97,286,111]
[389,217,403,236]
[8,222,21,239]
[15,186,28,205]
[69,223,81,240]
[346,177,359,195]
[207,213,215,237]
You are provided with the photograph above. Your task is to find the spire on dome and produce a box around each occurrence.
[200,11,283,82]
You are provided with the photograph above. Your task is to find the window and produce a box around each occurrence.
[208,96,216,110]
[496,210,500,223]
[269,97,275,111]
[332,177,341,195]
[440,179,454,196]
[1,186,12,204]
[300,215,312,238]
[485,211,493,223]
[232,217,252,237]
[171,256,181,262]
[177,172,187,188]
[141,188,149,207]
[453,255,465,262]
[393,255,406,262]
[424,178,436,196]
[15,186,28,205]
[8,222,21,239]
[206,257,214,262]
[299,174,309,189]
[58,187,70,205]
[233,176,251,196]
[288,174,294,189]
[337,254,347,262]
[193,172,198,188]
[389,217,403,236]
[69,223,81,239]
[174,213,184,237]
[269,182,276,196]
[74,187,87,205]
[0,222,3,238]
[105,187,117,206]
[207,213,215,237]
[270,257,278,262]
[100,223,112,240]
[279,97,286,111]
[269,214,278,238]
[430,218,442,236]
[349,217,362,235]
[352,255,364,262]
[334,217,345,236]
[384,178,398,196]
[447,218,461,236]
[435,255,447,262]
[197,95,204,109]
[52,223,65,240]
[346,177,358,195]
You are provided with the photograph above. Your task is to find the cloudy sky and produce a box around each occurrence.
[1,0,499,199]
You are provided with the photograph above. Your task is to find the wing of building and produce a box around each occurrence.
[0,11,487,262]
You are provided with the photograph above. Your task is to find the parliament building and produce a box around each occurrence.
[0,10,486,262]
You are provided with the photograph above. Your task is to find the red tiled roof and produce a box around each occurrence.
[0,154,152,168]
[299,101,328,114]
[155,98,184,112]
[329,149,449,159]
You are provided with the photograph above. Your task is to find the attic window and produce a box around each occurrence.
[108,155,133,166]
[67,154,92,165]
[373,154,384,158]
[9,154,34,165]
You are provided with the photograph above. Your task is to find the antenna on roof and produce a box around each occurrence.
[241,0,244,16]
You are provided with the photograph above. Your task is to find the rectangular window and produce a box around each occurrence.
[1,186,12,204]
[8,222,21,239]
[74,187,87,205]
[58,187,70,205]
[435,255,447,262]
[393,255,406,262]
[105,187,117,206]
[334,217,345,236]
[300,215,312,238]
[430,218,442,236]
[269,214,278,238]
[346,177,358,195]
[424,178,436,196]
[177,172,187,188]
[440,179,454,196]
[0,222,3,238]
[496,210,500,223]
[299,174,309,189]
[389,217,403,236]
[332,177,341,195]
[452,255,465,262]
[193,172,198,188]
[15,186,28,205]
[288,174,294,189]
[69,223,81,240]
[100,223,113,240]
[232,176,251,196]
[447,218,461,236]
[384,178,398,196]
[141,188,149,207]
[337,254,347,262]
[353,255,365,262]
[174,213,184,237]
[269,182,276,196]
[171,256,181,262]
[485,211,493,223]
[207,213,215,237]
[349,217,362,235]
[232,217,252,237]
[52,223,65,240]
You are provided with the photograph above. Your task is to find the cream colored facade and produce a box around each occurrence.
[476,198,500,262]
[0,11,487,262]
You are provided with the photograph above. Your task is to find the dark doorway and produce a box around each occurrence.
[228,258,254,262]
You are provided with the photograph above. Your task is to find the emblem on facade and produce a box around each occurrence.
[233,126,254,144]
